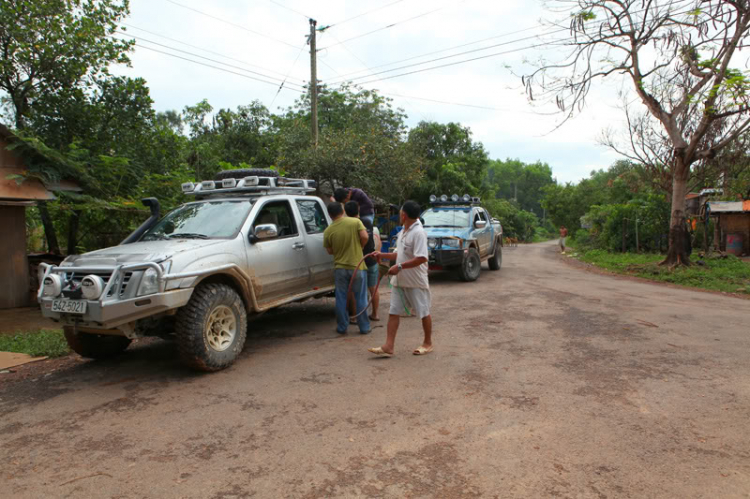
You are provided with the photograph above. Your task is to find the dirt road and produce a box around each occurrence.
[2,241,749,498]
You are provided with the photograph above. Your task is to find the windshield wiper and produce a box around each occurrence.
[166,233,210,239]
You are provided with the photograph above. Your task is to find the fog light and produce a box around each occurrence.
[42,274,63,297]
[81,275,105,300]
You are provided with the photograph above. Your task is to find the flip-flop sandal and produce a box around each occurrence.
[413,346,433,356]
[368,347,393,358]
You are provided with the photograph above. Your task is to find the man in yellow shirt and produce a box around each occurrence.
[323,202,371,334]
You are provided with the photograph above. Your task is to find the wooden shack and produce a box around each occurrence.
[708,201,750,256]
[0,125,79,309]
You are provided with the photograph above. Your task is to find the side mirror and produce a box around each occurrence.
[254,224,279,241]
[474,220,488,229]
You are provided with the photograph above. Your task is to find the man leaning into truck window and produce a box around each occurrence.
[323,202,371,335]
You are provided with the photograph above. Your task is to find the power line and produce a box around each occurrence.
[116,31,306,89]
[335,31,559,85]
[324,32,428,120]
[329,23,552,82]
[338,2,696,86]
[319,0,469,50]
[122,23,306,83]
[269,0,311,20]
[329,0,406,28]
[123,42,305,91]
[162,0,300,50]
[271,42,308,107]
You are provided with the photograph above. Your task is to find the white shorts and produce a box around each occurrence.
[390,287,431,319]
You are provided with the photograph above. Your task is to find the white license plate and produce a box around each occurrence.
[51,299,87,314]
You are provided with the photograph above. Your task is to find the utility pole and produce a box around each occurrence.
[308,18,318,147]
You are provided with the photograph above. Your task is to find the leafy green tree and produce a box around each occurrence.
[276,84,422,203]
[0,0,132,128]
[486,159,555,216]
[407,121,488,202]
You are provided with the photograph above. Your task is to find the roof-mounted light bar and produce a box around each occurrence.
[429,193,481,206]
[181,175,317,196]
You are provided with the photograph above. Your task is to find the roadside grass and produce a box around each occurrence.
[0,329,70,358]
[572,248,750,295]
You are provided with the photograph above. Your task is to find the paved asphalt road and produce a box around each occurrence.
[1,241,749,498]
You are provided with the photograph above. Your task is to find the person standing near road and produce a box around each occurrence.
[343,201,382,323]
[324,202,371,335]
[333,187,375,224]
[559,225,568,253]
[368,200,432,357]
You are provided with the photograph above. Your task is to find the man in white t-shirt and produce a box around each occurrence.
[368,201,433,357]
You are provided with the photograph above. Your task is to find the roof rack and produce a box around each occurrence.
[181,176,317,197]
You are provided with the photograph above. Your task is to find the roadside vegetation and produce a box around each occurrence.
[0,330,70,358]
[569,246,750,296]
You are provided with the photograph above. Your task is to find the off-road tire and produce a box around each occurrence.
[63,327,132,359]
[175,283,247,372]
[214,168,279,181]
[458,248,482,282]
[488,241,502,271]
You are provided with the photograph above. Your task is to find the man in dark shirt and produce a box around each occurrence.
[345,201,381,321]
[334,187,375,224]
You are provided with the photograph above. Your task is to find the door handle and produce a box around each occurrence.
[293,242,306,250]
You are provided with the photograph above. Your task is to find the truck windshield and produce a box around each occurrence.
[421,209,470,228]
[141,200,254,241]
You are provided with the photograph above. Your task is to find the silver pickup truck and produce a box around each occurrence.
[38,169,335,371]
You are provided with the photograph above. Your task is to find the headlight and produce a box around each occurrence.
[81,275,105,300]
[443,238,461,248]
[42,274,63,297]
[428,238,437,249]
[137,261,171,296]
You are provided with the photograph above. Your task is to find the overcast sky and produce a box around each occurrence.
[113,0,630,184]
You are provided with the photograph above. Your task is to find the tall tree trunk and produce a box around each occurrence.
[66,210,82,256]
[662,162,691,266]
[38,201,61,255]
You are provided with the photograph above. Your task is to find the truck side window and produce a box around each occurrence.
[253,201,298,238]
[296,200,329,234]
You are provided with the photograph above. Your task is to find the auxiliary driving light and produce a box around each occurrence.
[81,275,105,300]
[440,194,448,202]
[42,274,63,298]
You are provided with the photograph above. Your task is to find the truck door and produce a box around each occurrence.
[294,198,334,289]
[248,199,310,304]
[472,209,492,257]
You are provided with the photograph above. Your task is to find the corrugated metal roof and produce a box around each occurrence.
[707,201,747,213]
